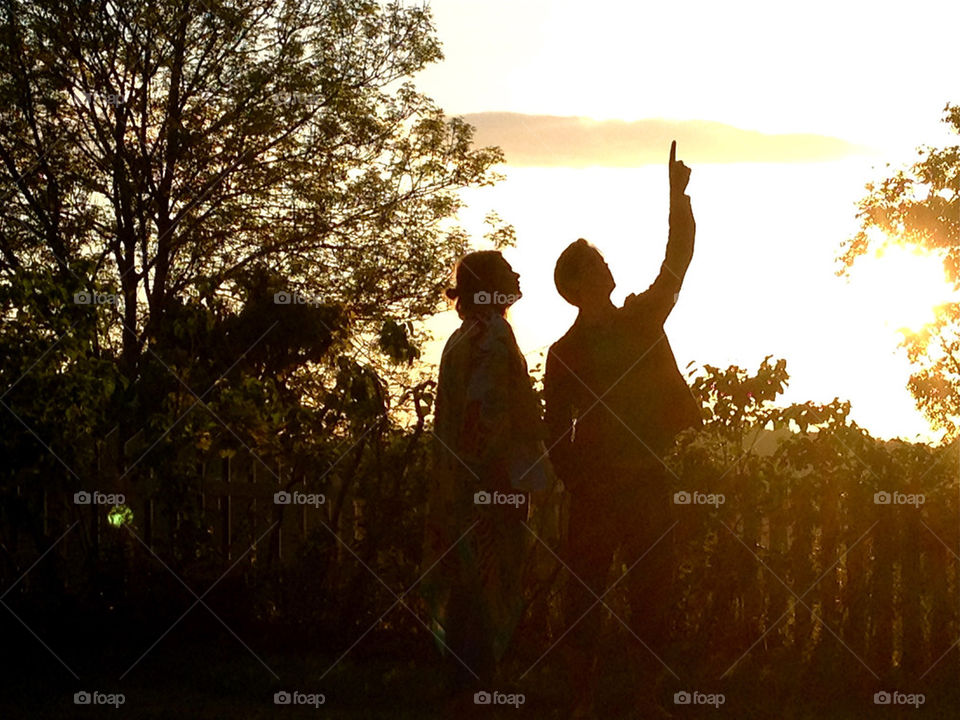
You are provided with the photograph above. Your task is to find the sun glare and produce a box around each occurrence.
[848,245,957,335]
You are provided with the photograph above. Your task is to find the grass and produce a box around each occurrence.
[3,607,960,718]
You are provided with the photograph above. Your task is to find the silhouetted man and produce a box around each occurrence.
[544,141,701,716]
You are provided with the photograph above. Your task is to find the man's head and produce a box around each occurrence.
[554,238,615,309]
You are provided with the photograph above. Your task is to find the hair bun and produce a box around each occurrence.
[445,287,459,300]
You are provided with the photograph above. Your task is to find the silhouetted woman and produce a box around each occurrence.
[422,250,553,701]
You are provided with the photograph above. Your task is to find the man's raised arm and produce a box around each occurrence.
[626,140,696,324]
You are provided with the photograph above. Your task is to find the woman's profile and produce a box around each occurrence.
[421,250,553,704]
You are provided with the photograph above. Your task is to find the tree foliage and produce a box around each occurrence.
[0,0,504,561]
[840,103,960,439]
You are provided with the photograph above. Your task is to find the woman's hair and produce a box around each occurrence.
[446,250,516,318]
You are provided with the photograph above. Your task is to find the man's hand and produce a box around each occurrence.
[669,140,691,197]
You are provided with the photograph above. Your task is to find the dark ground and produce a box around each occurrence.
[3,603,960,718]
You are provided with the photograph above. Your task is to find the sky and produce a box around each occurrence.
[411,0,960,441]
[415,0,960,153]
[460,113,871,166]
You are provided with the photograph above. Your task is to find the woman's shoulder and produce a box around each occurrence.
[474,313,521,357]
[480,312,516,339]
[441,324,466,351]
[440,313,519,371]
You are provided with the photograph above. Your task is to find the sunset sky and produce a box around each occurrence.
[414,0,960,441]
[416,0,960,153]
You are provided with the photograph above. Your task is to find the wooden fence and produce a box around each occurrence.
[3,434,344,595]
[664,440,960,684]
[4,429,960,687]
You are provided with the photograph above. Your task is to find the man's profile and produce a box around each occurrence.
[544,141,702,717]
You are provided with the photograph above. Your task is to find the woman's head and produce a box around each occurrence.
[446,250,521,318]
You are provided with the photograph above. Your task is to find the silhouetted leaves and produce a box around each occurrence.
[842,103,960,439]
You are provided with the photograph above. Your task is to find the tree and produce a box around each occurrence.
[0,0,503,466]
[839,103,960,440]
[0,0,509,586]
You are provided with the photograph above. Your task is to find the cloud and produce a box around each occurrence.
[462,112,873,166]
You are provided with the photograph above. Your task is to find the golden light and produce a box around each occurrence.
[847,244,958,336]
